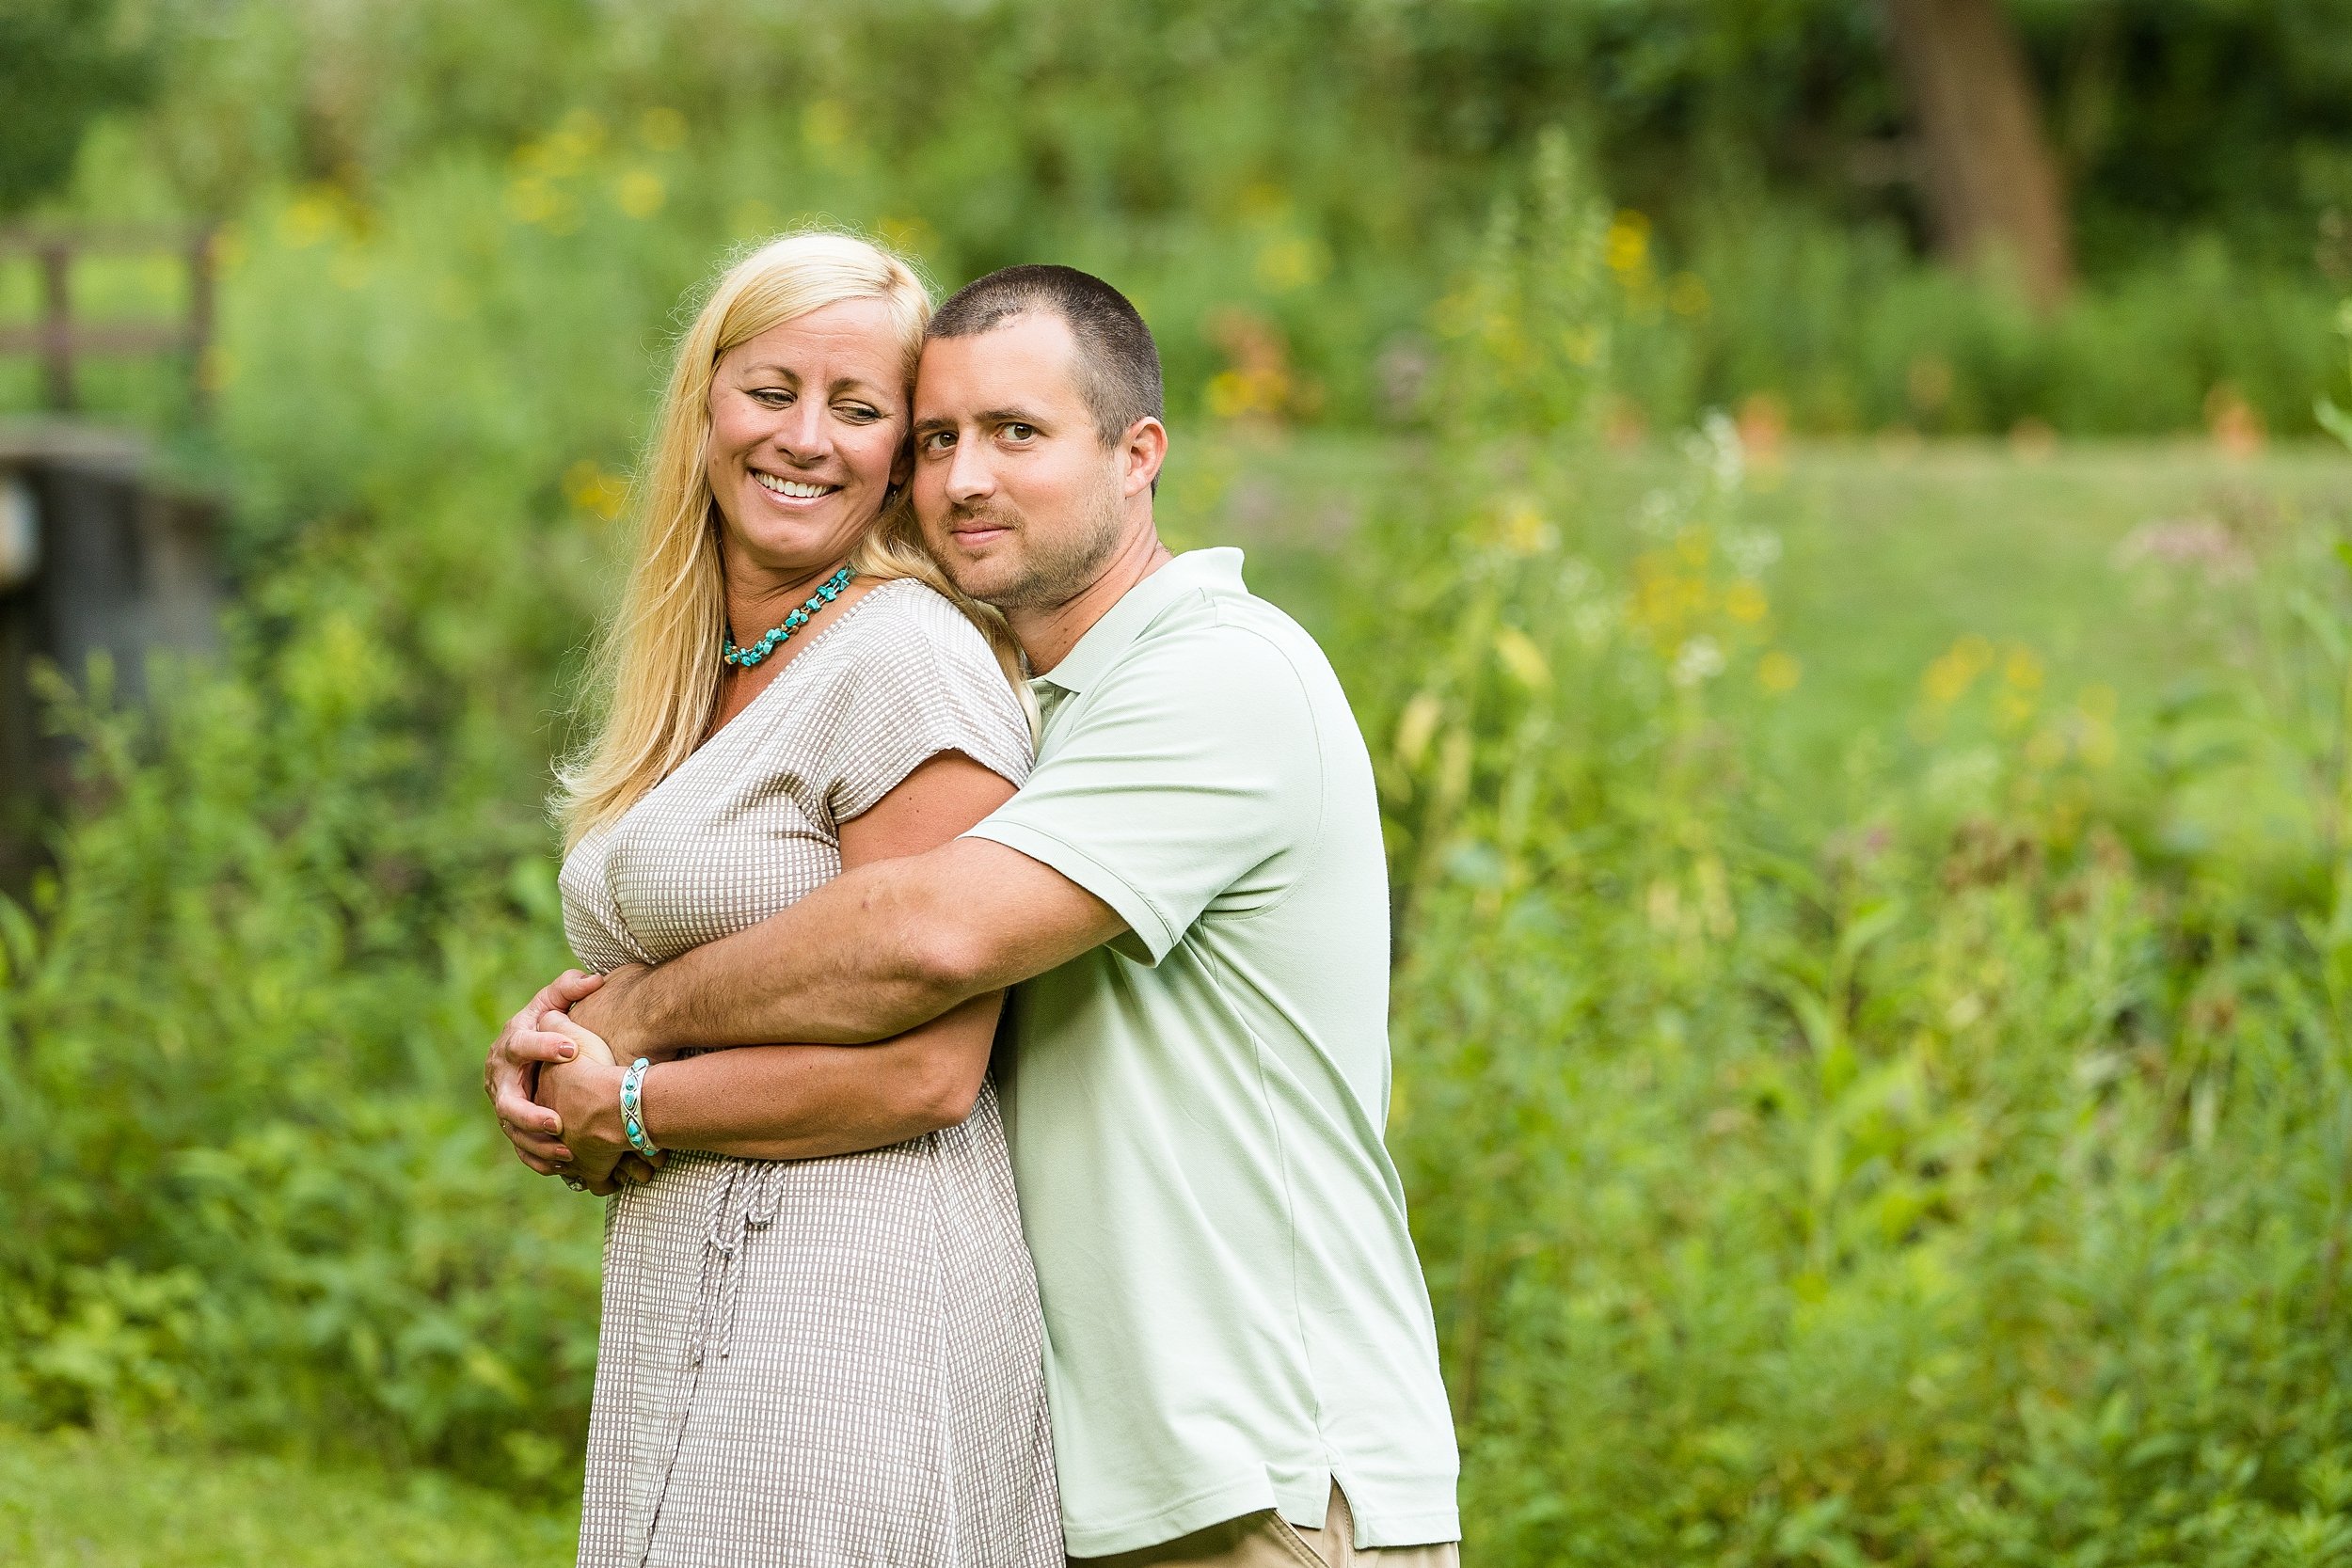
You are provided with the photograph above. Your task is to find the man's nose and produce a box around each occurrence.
[943,436,994,503]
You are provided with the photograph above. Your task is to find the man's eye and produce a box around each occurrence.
[1002,422,1036,441]
[921,432,955,453]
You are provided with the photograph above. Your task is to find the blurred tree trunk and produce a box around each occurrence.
[1883,0,2074,309]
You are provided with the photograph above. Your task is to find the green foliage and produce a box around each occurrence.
[1338,158,2352,1563]
[10,0,2345,436]
[0,576,602,1485]
[115,0,2352,272]
[0,0,149,215]
[2322,301,2352,449]
[0,161,640,1483]
[1684,206,2346,436]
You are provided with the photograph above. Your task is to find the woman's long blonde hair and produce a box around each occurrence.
[556,230,1028,847]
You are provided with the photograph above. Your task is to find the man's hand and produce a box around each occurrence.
[564,962,652,1060]
[485,969,603,1174]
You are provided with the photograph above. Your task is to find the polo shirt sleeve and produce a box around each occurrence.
[964,623,1320,966]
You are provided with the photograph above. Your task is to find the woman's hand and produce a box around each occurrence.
[485,969,604,1172]
[534,1013,664,1195]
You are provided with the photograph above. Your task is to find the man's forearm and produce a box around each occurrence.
[586,837,1124,1062]
[623,853,985,1056]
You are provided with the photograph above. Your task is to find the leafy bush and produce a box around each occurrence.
[1350,162,2352,1563]
[0,553,601,1485]
[17,0,2352,436]
[1683,202,2346,437]
[0,156,641,1483]
[0,0,147,215]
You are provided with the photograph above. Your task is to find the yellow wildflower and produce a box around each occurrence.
[1757,650,1801,693]
[639,107,687,150]
[615,169,666,219]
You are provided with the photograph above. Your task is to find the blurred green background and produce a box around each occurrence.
[6,3,2352,1564]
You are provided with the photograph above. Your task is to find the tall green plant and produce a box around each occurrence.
[1351,157,2352,1567]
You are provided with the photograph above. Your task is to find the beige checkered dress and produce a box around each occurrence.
[558,578,1061,1568]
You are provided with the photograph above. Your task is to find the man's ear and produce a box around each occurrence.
[1122,417,1168,499]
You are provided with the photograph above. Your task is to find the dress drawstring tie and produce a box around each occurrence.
[691,1158,785,1365]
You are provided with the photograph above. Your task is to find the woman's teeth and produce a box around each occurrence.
[754,473,837,499]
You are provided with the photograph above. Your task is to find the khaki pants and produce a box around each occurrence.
[1069,1485,1460,1568]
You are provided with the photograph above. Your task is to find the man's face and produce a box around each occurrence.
[910,312,1131,610]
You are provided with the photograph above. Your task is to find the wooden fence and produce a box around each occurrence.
[0,226,217,415]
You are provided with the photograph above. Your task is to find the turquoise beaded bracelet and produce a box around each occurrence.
[620,1057,660,1157]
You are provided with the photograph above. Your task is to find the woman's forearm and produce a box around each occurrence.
[637,991,1004,1162]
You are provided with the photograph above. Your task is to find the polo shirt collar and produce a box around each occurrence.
[1031,547,1246,696]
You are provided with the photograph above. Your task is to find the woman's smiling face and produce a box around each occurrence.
[706,295,913,578]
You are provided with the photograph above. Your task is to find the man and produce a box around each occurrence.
[489,265,1460,1565]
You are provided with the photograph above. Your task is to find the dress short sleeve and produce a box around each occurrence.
[816,583,1034,826]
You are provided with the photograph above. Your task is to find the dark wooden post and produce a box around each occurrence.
[37,241,75,412]
[187,231,216,421]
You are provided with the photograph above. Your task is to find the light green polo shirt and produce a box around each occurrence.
[965,547,1459,1558]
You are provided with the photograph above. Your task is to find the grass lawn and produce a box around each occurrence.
[0,1425,573,1568]
[1750,438,2352,768]
[1170,430,2352,783]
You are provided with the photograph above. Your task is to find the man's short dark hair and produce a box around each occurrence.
[928,264,1164,446]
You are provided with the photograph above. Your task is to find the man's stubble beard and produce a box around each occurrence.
[946,471,1129,612]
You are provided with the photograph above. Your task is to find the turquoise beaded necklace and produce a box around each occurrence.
[722,564,857,668]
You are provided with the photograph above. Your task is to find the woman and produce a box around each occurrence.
[527,232,1058,1568]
